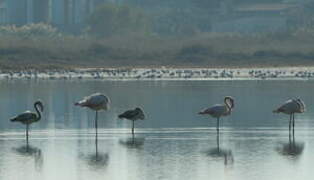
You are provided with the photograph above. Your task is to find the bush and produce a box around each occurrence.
[0,23,61,39]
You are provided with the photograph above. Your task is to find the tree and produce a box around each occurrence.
[87,3,150,37]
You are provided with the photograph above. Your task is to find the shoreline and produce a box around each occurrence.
[1,67,314,80]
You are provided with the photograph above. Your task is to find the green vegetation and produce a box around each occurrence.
[0,25,314,70]
[1,3,314,70]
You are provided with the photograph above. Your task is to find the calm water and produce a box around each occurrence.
[1,80,314,180]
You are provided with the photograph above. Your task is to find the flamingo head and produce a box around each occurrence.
[135,107,145,120]
[35,100,44,112]
[224,96,234,109]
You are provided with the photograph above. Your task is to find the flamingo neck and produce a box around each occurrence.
[224,98,232,112]
[293,99,304,113]
[34,103,41,121]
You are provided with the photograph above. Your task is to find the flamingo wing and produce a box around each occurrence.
[88,93,110,106]
[199,104,227,118]
[119,109,144,120]
[295,99,306,113]
[10,111,37,124]
[76,93,110,110]
[273,99,299,114]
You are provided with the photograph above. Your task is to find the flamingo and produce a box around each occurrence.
[118,107,145,135]
[198,96,235,136]
[273,98,305,136]
[75,93,110,155]
[10,100,44,146]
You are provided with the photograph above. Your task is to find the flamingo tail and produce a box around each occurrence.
[10,117,18,122]
[198,111,208,115]
[74,101,87,107]
[272,109,280,113]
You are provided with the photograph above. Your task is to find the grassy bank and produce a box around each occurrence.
[1,29,314,70]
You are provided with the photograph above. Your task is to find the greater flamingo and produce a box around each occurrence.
[10,100,44,146]
[198,96,235,135]
[273,98,305,136]
[75,93,110,154]
[118,107,145,135]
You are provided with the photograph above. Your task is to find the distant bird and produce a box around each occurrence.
[75,93,110,154]
[10,100,44,146]
[198,96,235,134]
[118,107,145,135]
[273,98,305,135]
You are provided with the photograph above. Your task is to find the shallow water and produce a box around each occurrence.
[1,80,314,180]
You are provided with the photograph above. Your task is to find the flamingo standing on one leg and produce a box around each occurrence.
[273,98,305,136]
[10,100,44,147]
[75,93,110,155]
[118,107,145,136]
[198,96,235,139]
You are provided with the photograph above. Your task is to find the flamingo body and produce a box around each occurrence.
[199,104,230,118]
[199,96,234,118]
[198,96,234,135]
[273,98,305,136]
[118,108,145,121]
[118,107,145,135]
[75,93,110,111]
[11,111,38,125]
[10,100,44,145]
[10,101,43,125]
[273,99,305,114]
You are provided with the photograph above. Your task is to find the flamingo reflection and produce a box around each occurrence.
[13,145,43,171]
[119,136,145,149]
[276,132,304,158]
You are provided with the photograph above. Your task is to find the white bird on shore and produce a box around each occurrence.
[118,107,145,135]
[75,93,110,154]
[198,96,235,134]
[273,98,305,135]
[10,100,44,146]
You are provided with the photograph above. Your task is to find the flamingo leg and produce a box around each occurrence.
[132,120,135,135]
[95,110,98,156]
[292,131,295,146]
[217,128,220,151]
[292,113,295,137]
[216,117,220,151]
[289,128,291,148]
[289,114,292,133]
[217,117,220,135]
[26,124,29,147]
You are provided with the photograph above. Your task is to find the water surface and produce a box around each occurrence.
[0,80,313,180]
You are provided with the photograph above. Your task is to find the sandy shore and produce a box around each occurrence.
[1,67,314,80]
